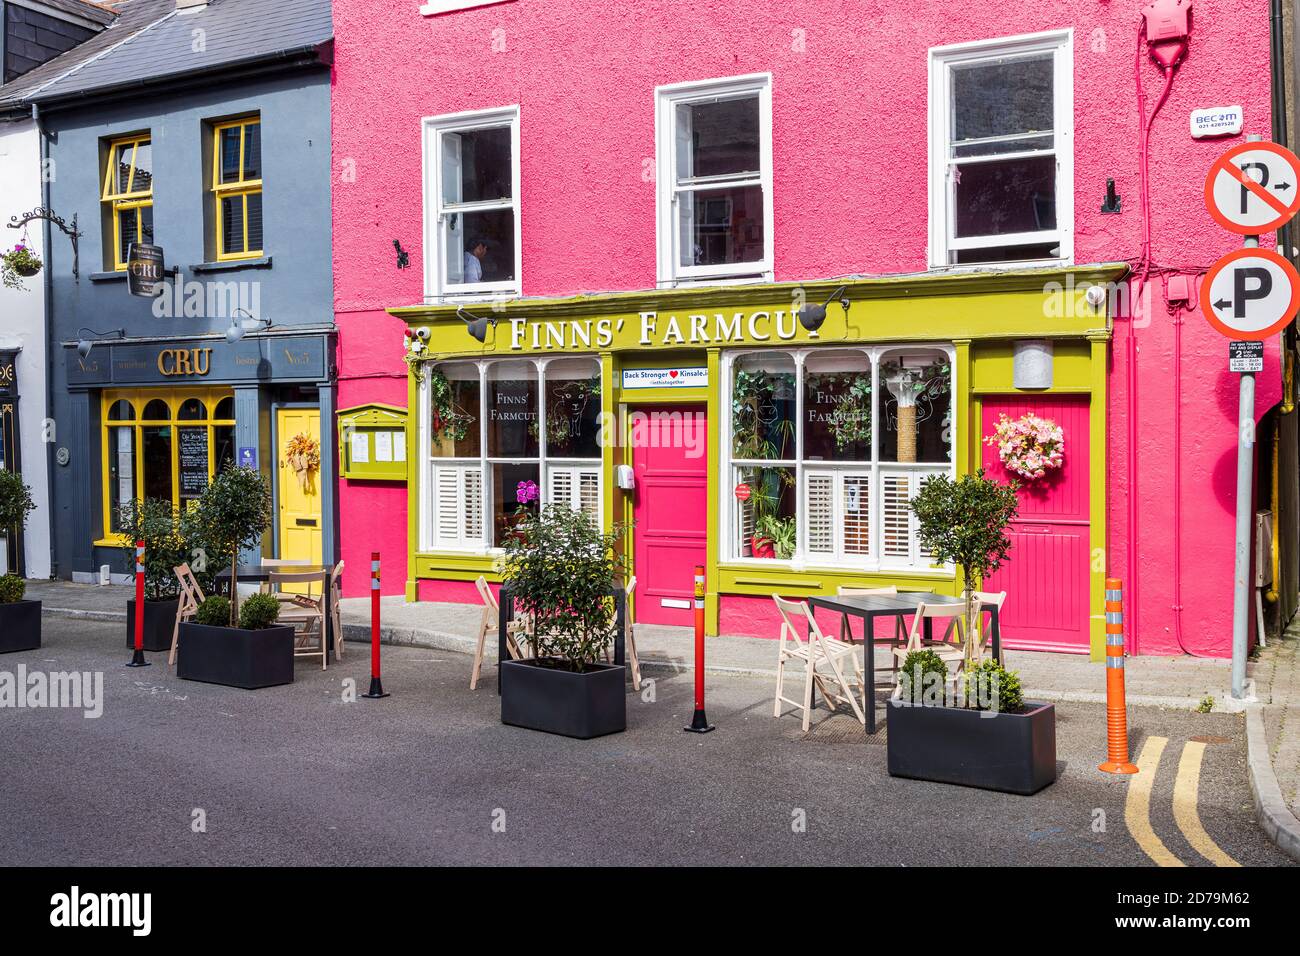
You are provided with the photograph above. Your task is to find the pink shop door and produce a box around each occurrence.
[980,395,1091,653]
[631,406,707,627]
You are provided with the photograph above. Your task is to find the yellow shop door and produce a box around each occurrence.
[277,408,322,564]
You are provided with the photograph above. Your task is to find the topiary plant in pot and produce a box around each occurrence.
[498,504,630,738]
[118,497,187,651]
[188,465,273,627]
[0,470,39,653]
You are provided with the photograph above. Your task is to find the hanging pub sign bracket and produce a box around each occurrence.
[7,206,83,281]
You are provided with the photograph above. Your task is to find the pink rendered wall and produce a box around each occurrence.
[332,0,1282,653]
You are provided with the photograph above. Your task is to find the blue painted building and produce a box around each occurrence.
[0,0,335,581]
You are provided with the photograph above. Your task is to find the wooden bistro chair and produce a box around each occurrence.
[328,561,345,660]
[470,576,530,690]
[269,570,329,670]
[891,602,968,697]
[258,558,311,595]
[936,590,1009,664]
[168,563,206,668]
[772,595,866,732]
[604,575,643,691]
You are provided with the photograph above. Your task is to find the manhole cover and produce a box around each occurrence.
[1189,734,1233,744]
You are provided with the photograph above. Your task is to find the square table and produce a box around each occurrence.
[215,564,339,662]
[496,583,627,694]
[806,591,1002,735]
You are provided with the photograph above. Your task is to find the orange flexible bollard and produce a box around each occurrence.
[1099,577,1138,774]
[684,565,714,733]
[362,551,389,699]
[126,539,150,668]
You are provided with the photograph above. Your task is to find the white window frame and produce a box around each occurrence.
[654,73,774,287]
[420,0,515,16]
[720,345,957,573]
[421,105,522,301]
[927,30,1073,269]
[419,356,603,554]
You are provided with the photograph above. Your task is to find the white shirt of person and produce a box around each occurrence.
[463,250,483,284]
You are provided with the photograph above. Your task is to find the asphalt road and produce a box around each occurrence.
[0,616,1291,866]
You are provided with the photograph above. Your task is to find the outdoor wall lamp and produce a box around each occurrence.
[457,306,497,344]
[224,309,272,343]
[798,286,851,332]
[75,327,125,358]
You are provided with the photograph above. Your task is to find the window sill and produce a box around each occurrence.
[88,271,127,283]
[94,535,129,548]
[192,256,272,273]
[720,559,953,578]
[420,0,515,14]
[659,272,772,289]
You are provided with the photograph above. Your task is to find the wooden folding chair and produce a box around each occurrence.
[168,563,206,668]
[892,602,966,696]
[328,561,345,660]
[470,576,529,690]
[772,594,866,731]
[258,558,311,595]
[269,570,329,669]
[936,590,1008,663]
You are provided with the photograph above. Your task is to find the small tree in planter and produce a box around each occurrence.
[0,470,39,653]
[118,498,187,650]
[180,592,293,689]
[499,505,630,737]
[910,469,1019,670]
[188,465,273,627]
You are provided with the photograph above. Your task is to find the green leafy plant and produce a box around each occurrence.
[0,469,35,535]
[965,659,1024,713]
[238,592,281,630]
[1,243,42,290]
[1196,695,1215,714]
[732,368,795,460]
[756,514,796,560]
[429,369,474,443]
[177,505,221,595]
[911,469,1020,670]
[897,649,950,704]
[0,574,25,604]
[503,504,629,672]
[190,465,273,627]
[194,595,232,627]
[117,498,186,601]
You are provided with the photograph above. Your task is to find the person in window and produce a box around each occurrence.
[463,238,488,283]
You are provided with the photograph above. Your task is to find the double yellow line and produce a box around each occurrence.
[1124,736,1241,867]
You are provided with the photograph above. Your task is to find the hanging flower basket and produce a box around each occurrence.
[1,244,43,290]
[983,413,1064,480]
[284,433,321,492]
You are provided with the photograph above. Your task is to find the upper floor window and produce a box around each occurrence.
[929,31,1073,267]
[212,117,263,260]
[656,74,773,286]
[419,0,514,13]
[101,134,153,272]
[423,106,521,300]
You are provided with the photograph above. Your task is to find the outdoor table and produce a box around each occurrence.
[215,564,339,662]
[806,591,1002,735]
[496,583,627,695]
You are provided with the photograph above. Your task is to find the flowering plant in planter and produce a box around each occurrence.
[1,244,42,290]
[983,412,1064,480]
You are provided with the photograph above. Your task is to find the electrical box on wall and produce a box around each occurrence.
[338,403,409,481]
[1142,0,1191,43]
[616,464,635,490]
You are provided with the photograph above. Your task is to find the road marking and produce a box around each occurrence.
[1125,736,1185,867]
[1173,740,1242,867]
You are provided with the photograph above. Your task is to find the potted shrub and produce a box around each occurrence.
[118,498,186,651]
[886,470,1055,795]
[0,471,38,653]
[177,593,294,689]
[499,504,629,739]
[185,464,273,626]
[1,243,43,291]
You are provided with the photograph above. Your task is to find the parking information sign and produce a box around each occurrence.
[1228,341,1264,373]
[1200,247,1300,340]
[1204,141,1300,235]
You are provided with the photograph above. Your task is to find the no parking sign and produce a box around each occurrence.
[1204,141,1300,235]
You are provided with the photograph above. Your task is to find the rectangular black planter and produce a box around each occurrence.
[176,622,295,690]
[886,698,1057,795]
[0,600,41,653]
[500,658,626,739]
[126,599,180,652]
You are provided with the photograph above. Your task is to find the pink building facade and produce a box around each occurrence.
[332,0,1298,657]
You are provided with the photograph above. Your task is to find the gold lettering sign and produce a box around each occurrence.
[157,348,212,377]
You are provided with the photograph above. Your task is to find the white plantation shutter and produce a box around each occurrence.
[548,468,573,510]
[915,471,940,561]
[577,470,600,523]
[805,473,834,557]
[881,472,912,560]
[463,468,483,540]
[547,465,602,526]
[842,474,870,557]
[432,463,484,549]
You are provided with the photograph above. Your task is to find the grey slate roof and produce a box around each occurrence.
[24,0,119,27]
[0,0,330,111]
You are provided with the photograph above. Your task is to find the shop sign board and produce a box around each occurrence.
[1204,141,1300,235]
[621,367,708,390]
[1189,106,1243,140]
[66,334,328,386]
[126,243,166,298]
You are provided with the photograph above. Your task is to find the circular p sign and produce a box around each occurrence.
[1205,142,1300,235]
[1200,248,1300,340]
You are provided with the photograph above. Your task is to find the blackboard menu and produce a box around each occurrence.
[179,427,209,498]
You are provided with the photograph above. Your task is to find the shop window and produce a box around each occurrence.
[101,134,153,272]
[726,347,954,569]
[657,75,772,286]
[212,117,263,260]
[929,32,1072,266]
[423,358,602,553]
[423,106,520,298]
[99,389,236,540]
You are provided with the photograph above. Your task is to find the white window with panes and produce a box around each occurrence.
[725,347,954,570]
[928,31,1073,267]
[421,357,603,552]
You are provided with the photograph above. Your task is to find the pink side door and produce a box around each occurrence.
[631,406,708,627]
[980,395,1091,653]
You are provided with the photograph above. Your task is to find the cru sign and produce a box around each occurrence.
[126,243,165,297]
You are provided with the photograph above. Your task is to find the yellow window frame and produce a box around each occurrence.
[102,134,153,272]
[98,387,237,545]
[212,118,263,261]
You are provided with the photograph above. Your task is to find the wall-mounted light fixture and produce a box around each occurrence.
[457,306,497,344]
[224,308,272,343]
[797,285,851,332]
[75,327,125,358]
